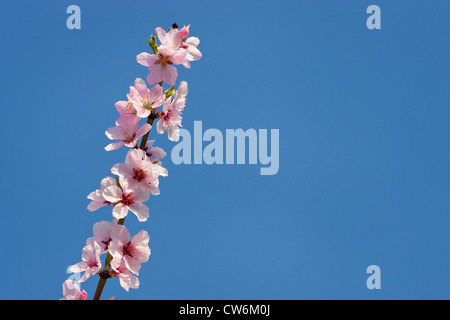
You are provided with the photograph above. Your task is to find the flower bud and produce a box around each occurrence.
[179,26,189,40]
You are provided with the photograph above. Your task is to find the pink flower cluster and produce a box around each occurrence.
[61,24,201,300]
[137,25,201,86]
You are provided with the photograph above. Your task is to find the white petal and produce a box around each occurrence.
[87,200,106,212]
[102,186,122,203]
[129,202,149,222]
[110,224,131,245]
[112,203,129,220]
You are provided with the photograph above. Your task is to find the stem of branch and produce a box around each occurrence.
[139,113,157,150]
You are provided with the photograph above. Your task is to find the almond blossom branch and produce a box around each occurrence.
[62,23,201,300]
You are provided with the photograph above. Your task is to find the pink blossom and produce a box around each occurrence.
[157,100,182,141]
[155,27,183,49]
[91,219,117,253]
[65,24,201,299]
[136,47,187,86]
[181,36,202,68]
[115,100,139,127]
[87,177,116,212]
[156,81,188,141]
[105,122,151,151]
[175,26,202,68]
[102,185,150,222]
[156,25,202,69]
[128,78,164,118]
[110,259,140,292]
[69,239,102,282]
[60,280,88,300]
[109,225,151,276]
[111,149,168,195]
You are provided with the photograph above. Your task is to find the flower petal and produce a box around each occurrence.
[129,202,149,222]
[136,52,154,67]
[147,64,164,85]
[112,203,129,220]
[102,185,122,203]
[162,64,178,86]
[105,141,125,151]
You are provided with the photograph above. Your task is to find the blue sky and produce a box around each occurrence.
[0,0,449,299]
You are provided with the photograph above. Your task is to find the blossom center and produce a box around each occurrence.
[123,241,137,258]
[121,193,134,206]
[88,257,99,268]
[161,109,175,121]
[156,54,173,66]
[123,132,136,144]
[132,168,146,182]
[142,95,154,110]
[101,238,111,251]
[125,102,134,111]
